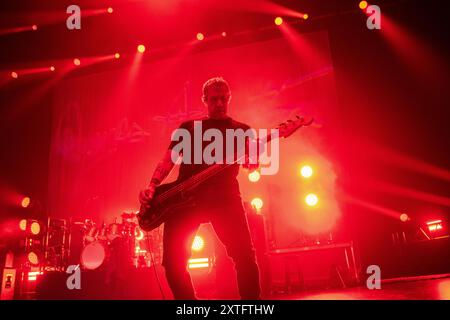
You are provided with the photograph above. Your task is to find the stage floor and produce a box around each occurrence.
[268,274,450,300]
[20,270,450,300]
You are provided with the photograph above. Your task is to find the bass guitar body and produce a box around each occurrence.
[138,181,196,231]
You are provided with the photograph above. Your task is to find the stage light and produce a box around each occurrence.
[221,32,227,37]
[274,17,283,26]
[400,213,410,222]
[426,220,443,232]
[188,258,209,269]
[30,221,41,235]
[359,1,368,10]
[27,252,39,265]
[135,227,144,241]
[196,33,204,41]
[11,72,18,79]
[192,235,204,251]
[73,58,81,66]
[137,44,146,53]
[305,193,318,207]
[438,280,450,299]
[114,53,120,59]
[303,14,309,20]
[21,197,30,208]
[27,271,42,281]
[251,197,264,211]
[248,171,261,182]
[19,219,27,231]
[300,165,313,178]
[50,66,55,71]
[32,25,38,31]
[189,263,209,269]
[107,7,113,14]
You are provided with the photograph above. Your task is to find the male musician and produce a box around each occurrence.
[139,77,261,299]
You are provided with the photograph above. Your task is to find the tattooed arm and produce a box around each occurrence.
[139,149,179,208]
[149,149,178,186]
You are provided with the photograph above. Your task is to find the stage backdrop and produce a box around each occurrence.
[49,31,340,247]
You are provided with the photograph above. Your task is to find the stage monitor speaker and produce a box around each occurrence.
[268,242,359,293]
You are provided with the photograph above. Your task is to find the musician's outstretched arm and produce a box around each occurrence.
[139,149,179,208]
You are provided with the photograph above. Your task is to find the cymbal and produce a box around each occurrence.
[121,212,137,219]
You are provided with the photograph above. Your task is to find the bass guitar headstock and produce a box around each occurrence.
[277,115,314,138]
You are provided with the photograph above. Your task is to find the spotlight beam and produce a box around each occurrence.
[222,0,307,19]
[370,180,450,207]
[342,194,403,220]
[0,25,37,36]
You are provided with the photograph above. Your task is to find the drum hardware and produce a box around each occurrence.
[84,226,98,243]
[97,223,108,241]
[43,218,69,271]
[107,222,122,241]
[41,212,163,271]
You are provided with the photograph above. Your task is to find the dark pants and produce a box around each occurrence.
[162,194,261,300]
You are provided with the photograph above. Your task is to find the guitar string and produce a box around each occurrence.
[147,119,308,208]
[155,128,283,203]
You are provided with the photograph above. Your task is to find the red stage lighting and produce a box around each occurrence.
[134,227,144,241]
[27,252,39,265]
[188,258,209,269]
[32,25,38,31]
[50,66,55,72]
[426,220,443,232]
[359,1,368,10]
[11,72,18,79]
[400,213,410,222]
[196,33,204,41]
[19,219,27,231]
[305,193,319,207]
[137,45,146,53]
[248,170,261,182]
[21,197,30,208]
[30,221,41,235]
[114,53,120,59]
[303,14,309,20]
[27,271,42,281]
[274,17,283,26]
[107,7,113,14]
[191,235,204,251]
[221,32,227,37]
[300,165,313,178]
[73,58,81,66]
[251,197,264,211]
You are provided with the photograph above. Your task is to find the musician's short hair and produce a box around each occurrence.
[202,77,230,100]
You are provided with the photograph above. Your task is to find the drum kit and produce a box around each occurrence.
[69,212,162,271]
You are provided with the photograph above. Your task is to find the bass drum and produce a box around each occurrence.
[80,241,109,270]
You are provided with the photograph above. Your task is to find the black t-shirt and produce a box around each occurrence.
[168,116,251,196]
